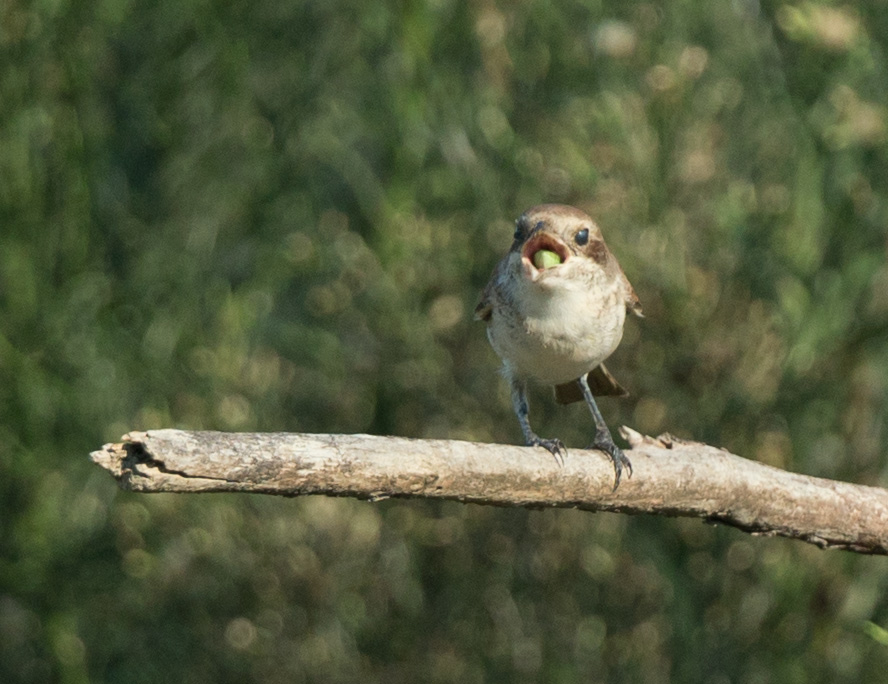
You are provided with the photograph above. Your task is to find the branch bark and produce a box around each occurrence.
[90,428,888,555]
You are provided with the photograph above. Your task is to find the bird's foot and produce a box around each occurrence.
[587,431,632,490]
[526,434,567,467]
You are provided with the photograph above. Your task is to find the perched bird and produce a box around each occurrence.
[474,204,642,488]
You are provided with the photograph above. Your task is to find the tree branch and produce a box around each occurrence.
[89,428,888,555]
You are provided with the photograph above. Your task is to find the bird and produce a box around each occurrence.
[474,204,642,488]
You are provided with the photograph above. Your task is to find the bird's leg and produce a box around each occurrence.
[510,376,565,466]
[577,373,631,489]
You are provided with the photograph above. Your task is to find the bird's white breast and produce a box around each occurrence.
[487,262,627,385]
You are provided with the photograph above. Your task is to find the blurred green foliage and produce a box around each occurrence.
[2,0,887,681]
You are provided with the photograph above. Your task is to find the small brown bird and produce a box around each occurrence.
[475,204,642,488]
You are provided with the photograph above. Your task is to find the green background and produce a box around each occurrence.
[3,0,888,681]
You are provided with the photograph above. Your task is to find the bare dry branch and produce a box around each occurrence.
[90,428,888,555]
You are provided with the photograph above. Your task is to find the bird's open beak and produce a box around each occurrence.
[521,232,570,278]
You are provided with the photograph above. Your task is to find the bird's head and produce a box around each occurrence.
[510,204,612,283]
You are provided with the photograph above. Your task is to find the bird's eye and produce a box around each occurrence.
[513,224,524,240]
[575,228,589,245]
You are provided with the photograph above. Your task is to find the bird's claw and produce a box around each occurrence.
[588,433,632,490]
[527,436,567,467]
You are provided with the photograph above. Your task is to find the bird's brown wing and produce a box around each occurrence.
[620,268,643,318]
[554,363,629,404]
[473,293,493,322]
